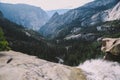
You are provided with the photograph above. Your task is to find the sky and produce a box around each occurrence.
[0,0,94,10]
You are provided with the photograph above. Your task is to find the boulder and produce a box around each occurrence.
[0,50,86,80]
[101,38,120,62]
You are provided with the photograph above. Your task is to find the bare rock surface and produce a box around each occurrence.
[101,38,120,55]
[0,50,86,80]
[101,38,120,62]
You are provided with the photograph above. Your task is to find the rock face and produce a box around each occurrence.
[105,2,120,21]
[0,51,86,80]
[0,3,49,31]
[101,38,120,62]
[39,0,119,39]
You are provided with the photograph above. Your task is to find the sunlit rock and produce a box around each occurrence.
[101,38,120,62]
[0,50,86,80]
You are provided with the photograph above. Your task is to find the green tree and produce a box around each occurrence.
[0,27,10,51]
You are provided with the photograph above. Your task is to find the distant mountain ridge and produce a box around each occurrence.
[0,3,49,31]
[47,9,69,17]
[39,0,120,39]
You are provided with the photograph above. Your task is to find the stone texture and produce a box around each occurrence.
[0,50,86,80]
[101,38,120,62]
[101,38,120,55]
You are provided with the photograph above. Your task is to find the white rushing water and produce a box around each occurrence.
[78,59,120,80]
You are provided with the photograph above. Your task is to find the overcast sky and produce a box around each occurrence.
[0,0,94,10]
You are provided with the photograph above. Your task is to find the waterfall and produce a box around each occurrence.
[55,57,64,64]
[65,46,71,54]
[78,59,120,80]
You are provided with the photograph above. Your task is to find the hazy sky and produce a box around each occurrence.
[0,0,94,10]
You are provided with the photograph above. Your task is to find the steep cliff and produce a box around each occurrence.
[0,3,49,30]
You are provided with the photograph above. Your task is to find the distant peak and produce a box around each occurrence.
[53,12,59,16]
[50,12,59,19]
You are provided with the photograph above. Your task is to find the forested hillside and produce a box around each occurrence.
[0,11,62,63]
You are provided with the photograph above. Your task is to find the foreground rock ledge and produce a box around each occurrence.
[0,50,86,80]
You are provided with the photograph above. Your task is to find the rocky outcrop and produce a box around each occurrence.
[64,33,97,41]
[101,38,120,62]
[0,50,86,80]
